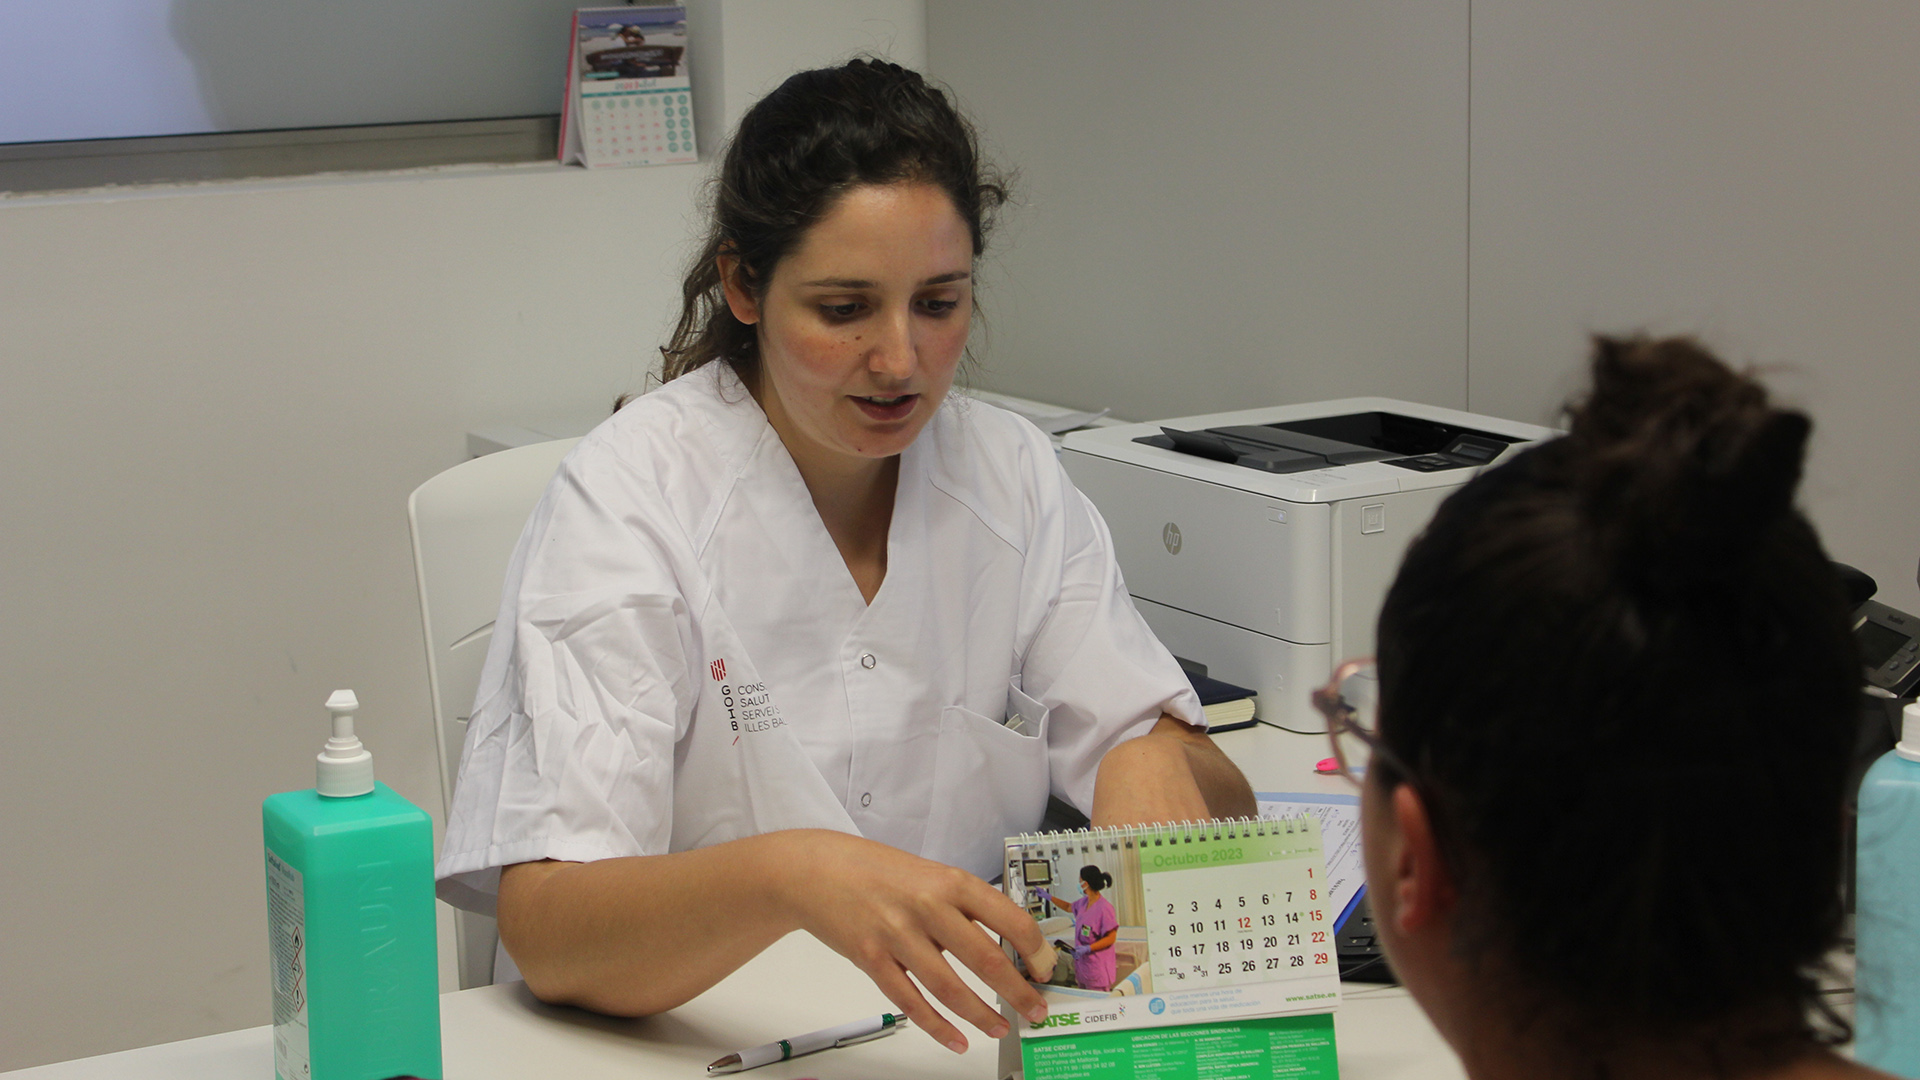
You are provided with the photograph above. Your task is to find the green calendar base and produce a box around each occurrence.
[1020,1013,1337,1080]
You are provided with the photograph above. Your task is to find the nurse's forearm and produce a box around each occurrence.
[497,834,804,1016]
[1091,714,1257,825]
[496,829,1055,1049]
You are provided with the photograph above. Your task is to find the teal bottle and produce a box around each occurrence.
[1856,700,1920,1076]
[263,690,442,1080]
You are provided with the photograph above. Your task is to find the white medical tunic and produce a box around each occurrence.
[436,363,1201,915]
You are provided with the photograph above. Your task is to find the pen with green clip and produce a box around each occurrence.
[707,1012,910,1074]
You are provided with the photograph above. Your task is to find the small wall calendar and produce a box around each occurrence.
[559,6,699,168]
[1000,818,1340,1080]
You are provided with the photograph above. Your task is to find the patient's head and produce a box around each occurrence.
[1368,335,1859,1067]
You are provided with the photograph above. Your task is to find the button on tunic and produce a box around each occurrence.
[436,364,1201,913]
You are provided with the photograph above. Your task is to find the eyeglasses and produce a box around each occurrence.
[1311,658,1408,786]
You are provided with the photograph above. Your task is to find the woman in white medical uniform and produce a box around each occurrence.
[435,59,1254,1054]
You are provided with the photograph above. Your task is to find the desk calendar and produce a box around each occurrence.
[1000,818,1340,1080]
[1143,826,1333,990]
[560,6,699,168]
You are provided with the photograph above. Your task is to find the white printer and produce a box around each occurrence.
[1061,398,1560,730]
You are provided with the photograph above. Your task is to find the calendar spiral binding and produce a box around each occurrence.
[1009,813,1313,854]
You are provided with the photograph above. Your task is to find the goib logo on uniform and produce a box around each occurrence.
[711,659,727,681]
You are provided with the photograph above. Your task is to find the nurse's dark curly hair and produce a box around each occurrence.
[654,58,1006,385]
[1374,335,1859,1067]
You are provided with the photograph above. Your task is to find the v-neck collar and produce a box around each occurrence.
[738,396,927,620]
[859,434,923,621]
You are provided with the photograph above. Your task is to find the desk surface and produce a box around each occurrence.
[7,727,1463,1080]
[1214,718,1354,796]
[4,934,1459,1080]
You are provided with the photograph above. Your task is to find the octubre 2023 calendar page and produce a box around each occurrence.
[1000,817,1341,1080]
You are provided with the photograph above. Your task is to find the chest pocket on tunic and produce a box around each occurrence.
[922,681,1052,880]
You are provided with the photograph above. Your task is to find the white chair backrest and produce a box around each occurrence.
[407,437,579,988]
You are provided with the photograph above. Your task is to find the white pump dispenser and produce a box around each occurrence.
[315,689,374,797]
[1896,700,1920,763]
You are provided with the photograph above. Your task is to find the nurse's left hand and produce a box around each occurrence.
[1091,714,1257,825]
[773,830,1055,1055]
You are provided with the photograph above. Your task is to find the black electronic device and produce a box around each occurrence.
[1835,561,1920,704]
[1857,600,1920,700]
[1334,893,1395,984]
[1020,858,1054,918]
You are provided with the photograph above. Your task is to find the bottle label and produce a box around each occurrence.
[266,850,312,1080]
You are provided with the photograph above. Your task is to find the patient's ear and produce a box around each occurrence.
[1384,783,1456,934]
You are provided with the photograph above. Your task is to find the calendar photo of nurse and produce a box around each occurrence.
[1044,866,1119,990]
[1020,849,1151,998]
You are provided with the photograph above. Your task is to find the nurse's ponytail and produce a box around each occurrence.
[1079,865,1112,892]
[649,58,1007,390]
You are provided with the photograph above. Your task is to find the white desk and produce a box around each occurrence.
[1211,718,1355,797]
[7,726,1462,1080]
[3,933,1458,1080]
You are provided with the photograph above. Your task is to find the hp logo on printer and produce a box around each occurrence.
[1162,522,1183,554]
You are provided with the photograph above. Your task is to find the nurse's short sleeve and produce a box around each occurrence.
[435,440,700,916]
[1022,455,1202,815]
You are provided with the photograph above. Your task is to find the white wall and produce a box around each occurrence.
[0,1,921,1070]
[0,160,703,1074]
[927,1,1472,418]
[690,0,927,156]
[929,1,1920,613]
[1467,0,1920,615]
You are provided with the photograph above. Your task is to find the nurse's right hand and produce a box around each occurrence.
[777,830,1054,1054]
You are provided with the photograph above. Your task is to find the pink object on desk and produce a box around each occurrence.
[1315,756,1341,775]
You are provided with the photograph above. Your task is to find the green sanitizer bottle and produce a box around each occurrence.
[263,690,442,1080]
[1857,699,1920,1076]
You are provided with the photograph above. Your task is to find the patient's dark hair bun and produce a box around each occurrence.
[1566,335,1810,595]
[1374,332,1860,1055]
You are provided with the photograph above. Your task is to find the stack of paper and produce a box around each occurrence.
[1257,792,1365,929]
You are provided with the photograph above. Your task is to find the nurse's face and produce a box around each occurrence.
[722,182,974,466]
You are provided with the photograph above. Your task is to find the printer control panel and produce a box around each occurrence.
[1380,434,1511,472]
